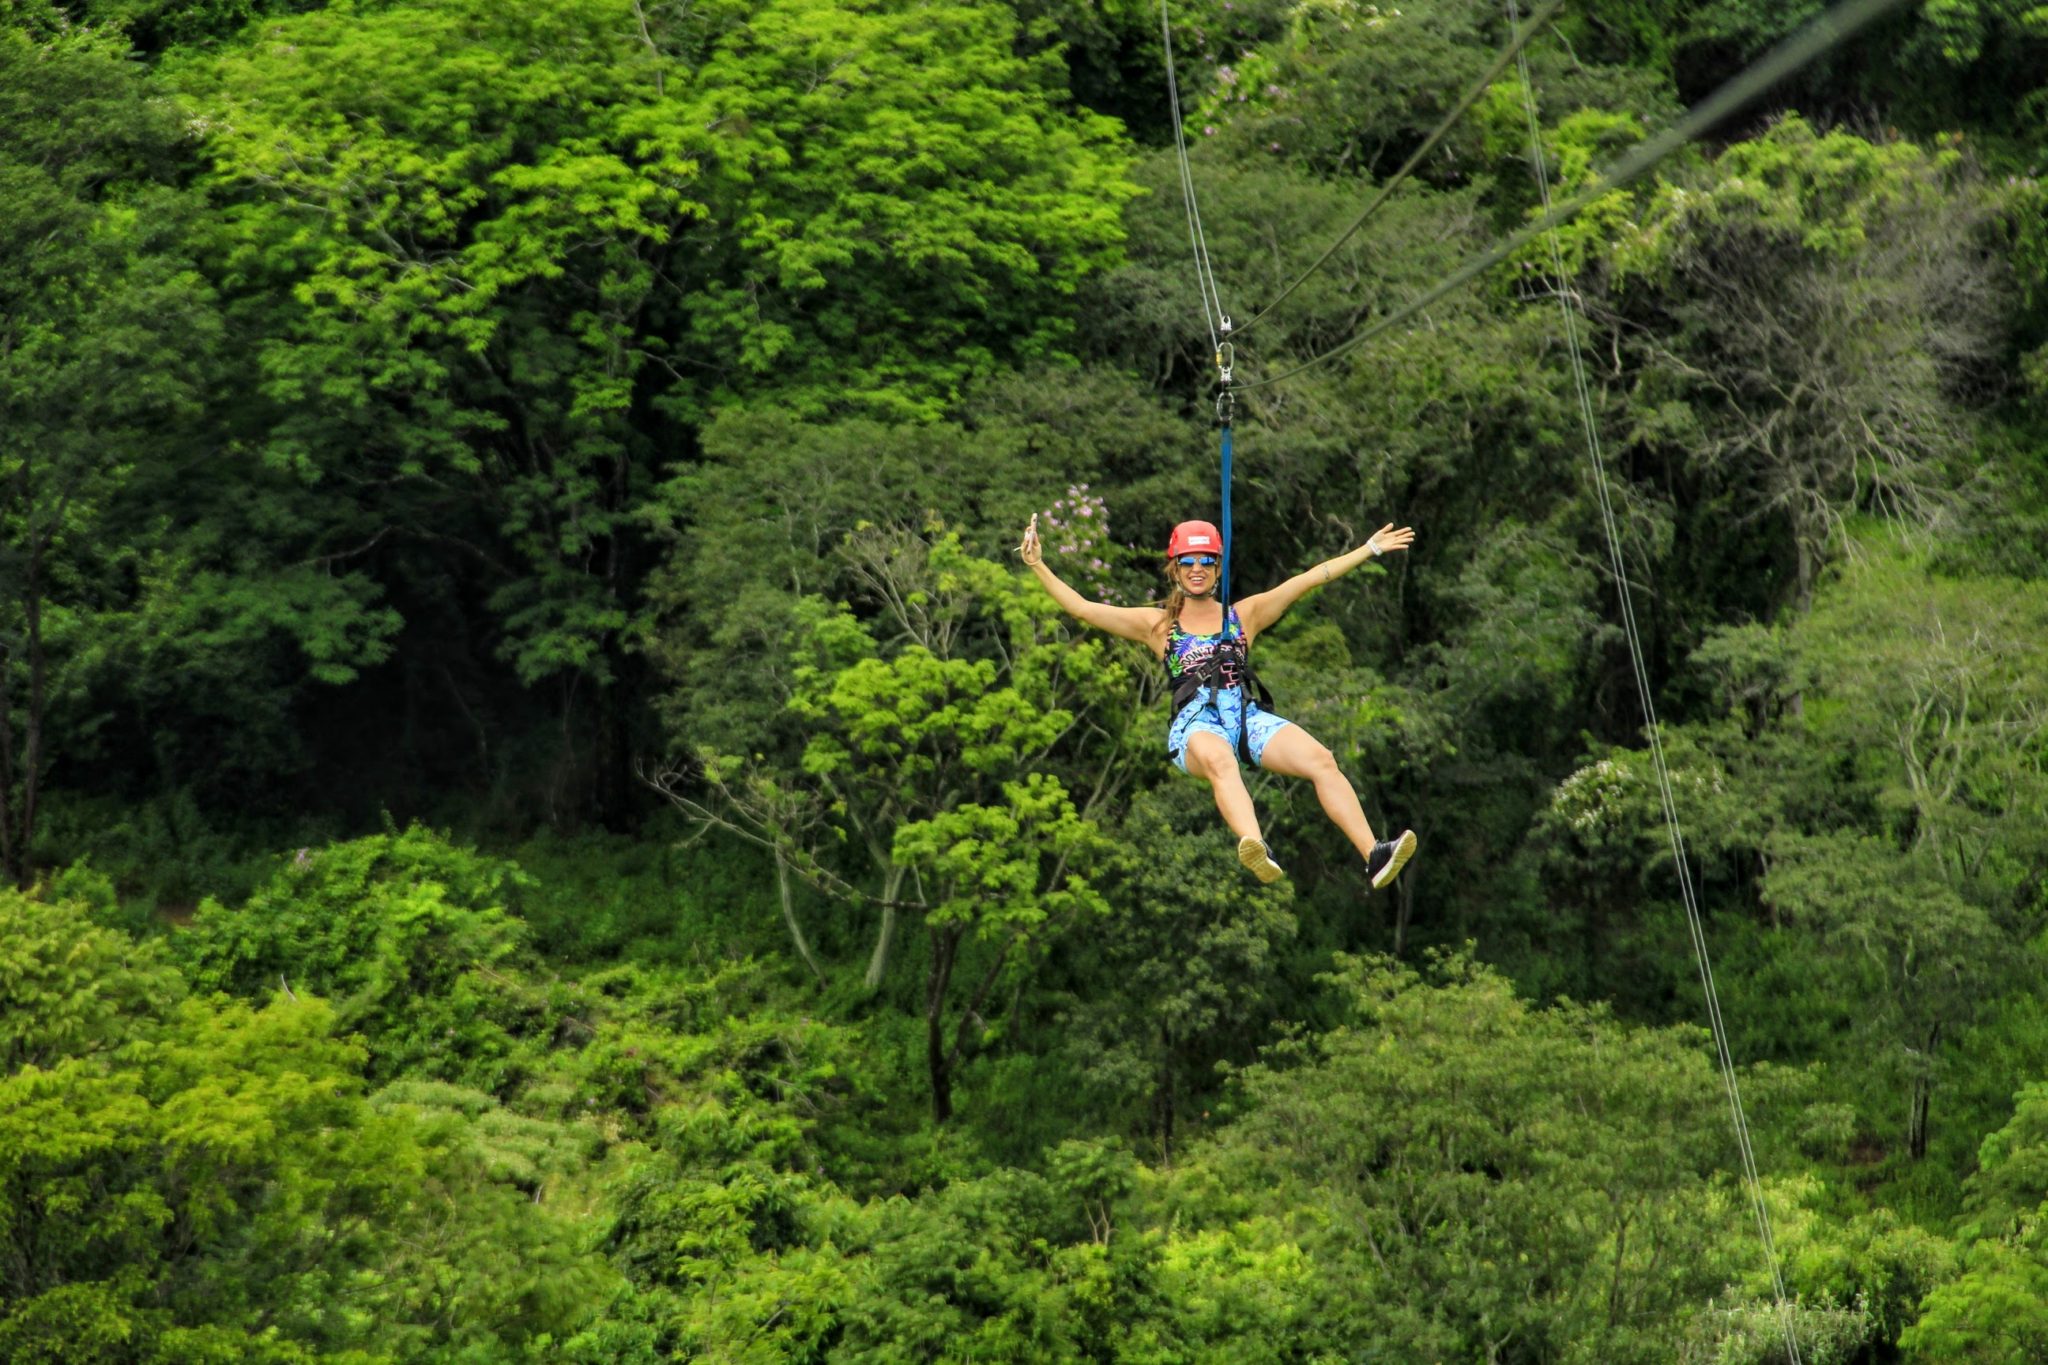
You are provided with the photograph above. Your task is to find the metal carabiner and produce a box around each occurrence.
[1215,340,1234,385]
[1215,387,1235,426]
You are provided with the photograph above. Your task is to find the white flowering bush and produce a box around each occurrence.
[1551,755,1637,840]
[1544,743,1732,865]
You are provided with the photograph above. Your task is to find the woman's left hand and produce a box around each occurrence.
[1366,523,1416,557]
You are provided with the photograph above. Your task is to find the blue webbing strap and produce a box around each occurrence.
[1217,416,1256,766]
[1219,420,1233,611]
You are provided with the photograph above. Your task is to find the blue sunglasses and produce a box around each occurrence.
[1176,554,1219,567]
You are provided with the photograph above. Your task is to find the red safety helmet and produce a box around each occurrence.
[1166,520,1223,559]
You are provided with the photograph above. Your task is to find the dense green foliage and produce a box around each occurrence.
[6,0,2048,1357]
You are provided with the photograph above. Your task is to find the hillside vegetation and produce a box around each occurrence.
[4,0,2048,1359]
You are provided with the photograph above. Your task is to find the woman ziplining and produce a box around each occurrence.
[1019,512,1418,889]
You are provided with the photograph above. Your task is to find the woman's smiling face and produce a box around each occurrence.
[1173,553,1218,596]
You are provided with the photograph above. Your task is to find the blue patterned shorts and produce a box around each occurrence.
[1168,688,1294,772]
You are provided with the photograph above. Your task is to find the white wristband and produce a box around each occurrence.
[1367,542,1381,558]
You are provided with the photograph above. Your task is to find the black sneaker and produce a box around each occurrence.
[1237,835,1285,884]
[1368,829,1417,890]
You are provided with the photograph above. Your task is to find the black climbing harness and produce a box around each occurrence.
[1163,606,1275,767]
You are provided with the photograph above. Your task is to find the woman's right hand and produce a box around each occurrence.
[1017,513,1043,566]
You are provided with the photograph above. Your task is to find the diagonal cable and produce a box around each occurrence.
[1508,3,1806,1359]
[1161,0,1225,353]
[1231,0,1565,340]
[1228,0,1913,394]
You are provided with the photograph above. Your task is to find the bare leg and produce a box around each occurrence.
[1182,733,1261,840]
[1256,724,1379,863]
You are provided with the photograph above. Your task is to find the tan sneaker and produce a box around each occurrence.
[1237,836,1285,884]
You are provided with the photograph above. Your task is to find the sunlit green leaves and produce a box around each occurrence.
[176,825,533,1083]
[660,0,1136,416]
[0,886,182,1072]
[169,0,1138,706]
[1903,1082,2048,1361]
[1177,951,1785,1362]
[0,896,598,1363]
[1617,116,1964,274]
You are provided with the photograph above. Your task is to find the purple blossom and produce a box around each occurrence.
[1203,125,1217,136]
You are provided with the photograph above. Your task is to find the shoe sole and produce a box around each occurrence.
[1237,836,1285,884]
[1371,829,1417,889]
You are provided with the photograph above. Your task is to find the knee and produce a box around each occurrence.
[1301,741,1341,780]
[1184,741,1230,782]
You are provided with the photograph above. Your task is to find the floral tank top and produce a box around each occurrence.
[1163,605,1249,695]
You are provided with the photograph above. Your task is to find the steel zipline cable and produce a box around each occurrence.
[1157,0,1570,598]
[1159,0,1569,352]
[1227,0,1916,395]
[1506,4,1806,1359]
[1229,0,1566,340]
[1160,0,1227,354]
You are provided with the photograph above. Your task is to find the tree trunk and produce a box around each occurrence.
[1786,534,1815,717]
[774,852,826,984]
[864,864,905,989]
[594,671,631,829]
[0,637,17,886]
[1154,1022,1176,1165]
[5,539,48,888]
[594,446,634,829]
[1583,889,1605,994]
[1908,1023,1941,1161]
[925,924,964,1124]
[1394,873,1415,957]
[549,674,577,826]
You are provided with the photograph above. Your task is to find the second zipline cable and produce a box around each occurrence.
[1230,0,1566,340]
[1230,0,1916,394]
[1508,2,1805,1357]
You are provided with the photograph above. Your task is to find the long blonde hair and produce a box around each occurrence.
[1151,562,1190,652]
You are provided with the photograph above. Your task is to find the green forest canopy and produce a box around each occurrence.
[4,0,2048,1359]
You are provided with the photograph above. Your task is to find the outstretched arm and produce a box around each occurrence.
[1018,514,1162,647]
[1237,523,1415,639]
